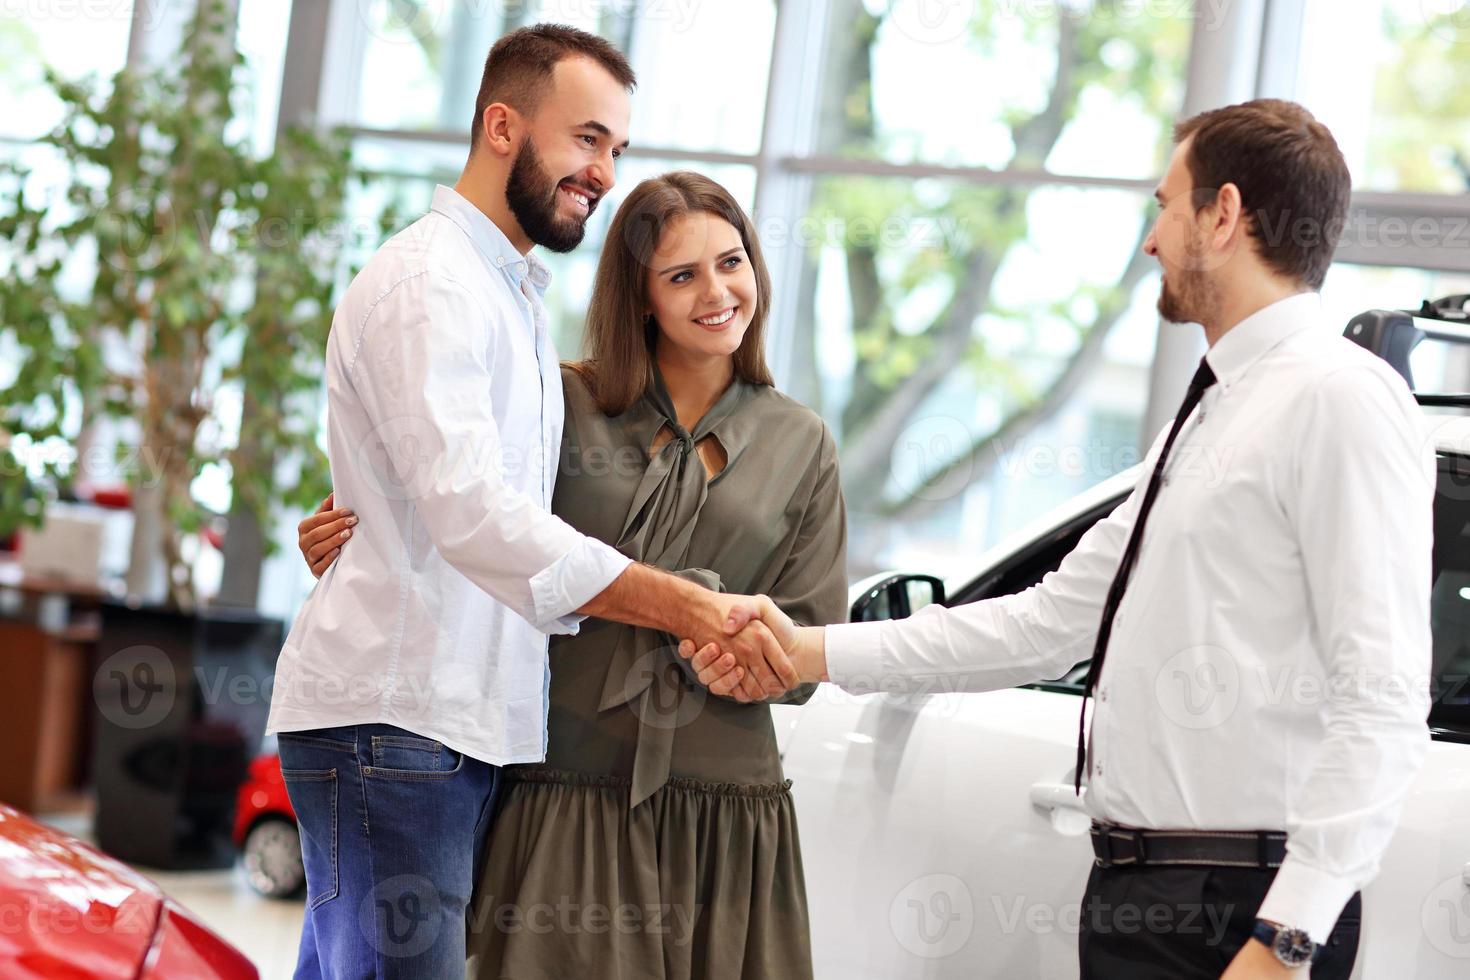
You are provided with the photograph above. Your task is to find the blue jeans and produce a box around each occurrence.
[278,724,500,980]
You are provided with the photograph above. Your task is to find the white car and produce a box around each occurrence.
[777,313,1470,978]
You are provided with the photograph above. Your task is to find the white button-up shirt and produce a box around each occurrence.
[267,186,631,765]
[826,292,1434,942]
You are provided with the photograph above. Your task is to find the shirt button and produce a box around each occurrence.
[1099,688,1108,702]
[1095,763,1104,776]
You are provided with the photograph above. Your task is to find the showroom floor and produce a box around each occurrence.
[42,811,303,979]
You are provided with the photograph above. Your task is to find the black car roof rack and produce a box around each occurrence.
[1343,294,1470,409]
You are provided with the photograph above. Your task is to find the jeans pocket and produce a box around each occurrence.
[281,767,338,910]
[365,734,465,780]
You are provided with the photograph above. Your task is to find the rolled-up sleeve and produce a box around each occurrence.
[348,270,629,632]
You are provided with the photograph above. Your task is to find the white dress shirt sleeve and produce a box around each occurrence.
[825,443,1154,694]
[1256,366,1434,942]
[348,270,630,633]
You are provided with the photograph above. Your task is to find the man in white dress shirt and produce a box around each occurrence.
[701,100,1433,978]
[266,25,792,980]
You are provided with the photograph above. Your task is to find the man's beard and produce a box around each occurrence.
[1156,241,1220,327]
[505,137,595,254]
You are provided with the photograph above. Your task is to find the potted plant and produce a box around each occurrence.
[0,0,378,611]
[0,1,389,867]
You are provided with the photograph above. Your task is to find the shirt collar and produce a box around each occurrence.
[429,184,552,296]
[1204,291,1324,391]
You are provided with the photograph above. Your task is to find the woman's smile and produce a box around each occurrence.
[693,305,738,329]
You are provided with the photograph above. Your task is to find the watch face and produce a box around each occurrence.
[1273,928,1315,966]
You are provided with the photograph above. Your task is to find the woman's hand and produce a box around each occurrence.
[297,492,355,578]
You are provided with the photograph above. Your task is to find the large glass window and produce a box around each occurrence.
[797,0,1192,577]
[816,0,1190,179]
[352,0,775,154]
[1295,0,1470,194]
[234,0,294,154]
[1,1,136,141]
[22,0,1460,612]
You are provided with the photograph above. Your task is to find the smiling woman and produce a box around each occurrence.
[574,172,774,417]
[456,171,848,980]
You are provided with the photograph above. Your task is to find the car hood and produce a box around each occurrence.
[0,804,162,978]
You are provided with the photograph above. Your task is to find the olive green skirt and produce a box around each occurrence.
[464,769,814,980]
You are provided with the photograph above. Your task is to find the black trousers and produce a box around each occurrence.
[1078,864,1361,979]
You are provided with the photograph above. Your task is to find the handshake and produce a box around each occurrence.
[675,594,828,703]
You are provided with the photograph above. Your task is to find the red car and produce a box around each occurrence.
[0,803,258,978]
[232,753,304,899]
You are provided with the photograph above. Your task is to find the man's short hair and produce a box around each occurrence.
[470,23,636,150]
[1174,99,1351,291]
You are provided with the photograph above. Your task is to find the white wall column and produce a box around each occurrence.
[751,0,832,390]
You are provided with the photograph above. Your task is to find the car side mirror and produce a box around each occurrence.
[849,574,946,623]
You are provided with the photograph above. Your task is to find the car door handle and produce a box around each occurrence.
[1029,782,1088,813]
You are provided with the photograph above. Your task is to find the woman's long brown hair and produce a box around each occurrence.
[571,171,775,416]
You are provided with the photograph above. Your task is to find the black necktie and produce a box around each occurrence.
[1074,357,1217,793]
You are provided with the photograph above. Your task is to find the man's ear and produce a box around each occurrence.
[1210,181,1245,250]
[478,102,518,158]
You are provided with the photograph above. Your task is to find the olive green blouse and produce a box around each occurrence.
[465,365,848,980]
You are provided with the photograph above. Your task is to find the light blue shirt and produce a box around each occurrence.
[267,186,631,764]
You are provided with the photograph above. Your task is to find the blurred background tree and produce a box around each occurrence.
[1371,4,1470,192]
[0,1,373,610]
[788,0,1189,564]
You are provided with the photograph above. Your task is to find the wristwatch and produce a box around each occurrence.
[1251,919,1316,968]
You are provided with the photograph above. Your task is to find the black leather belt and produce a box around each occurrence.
[1091,822,1288,869]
